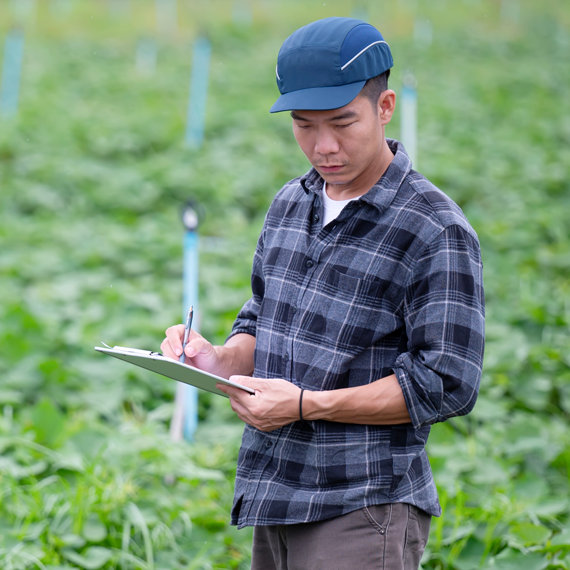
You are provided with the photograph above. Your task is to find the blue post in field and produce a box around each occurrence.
[156,0,177,34]
[176,202,200,441]
[413,19,433,48]
[136,37,157,75]
[185,37,211,148]
[0,30,25,117]
[501,0,520,25]
[50,0,73,18]
[401,73,418,168]
[350,7,369,22]
[110,0,130,17]
[232,0,252,26]
[11,0,36,23]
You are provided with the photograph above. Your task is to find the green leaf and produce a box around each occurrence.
[62,546,113,569]
[0,456,48,479]
[59,534,86,548]
[507,522,552,548]
[82,515,107,543]
[490,549,548,569]
[549,528,570,549]
[30,398,67,448]
[452,535,486,570]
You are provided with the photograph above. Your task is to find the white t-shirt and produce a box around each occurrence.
[321,183,358,226]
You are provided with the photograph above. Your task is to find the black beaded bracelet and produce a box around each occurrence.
[299,388,305,421]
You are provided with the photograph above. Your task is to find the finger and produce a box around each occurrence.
[160,338,174,359]
[216,383,231,396]
[223,391,249,420]
[218,383,252,402]
[184,334,213,359]
[164,324,185,357]
[229,375,260,391]
[161,333,181,358]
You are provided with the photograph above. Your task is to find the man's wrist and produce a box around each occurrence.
[300,389,331,422]
[219,333,255,377]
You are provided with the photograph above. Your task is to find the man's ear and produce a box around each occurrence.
[378,89,396,124]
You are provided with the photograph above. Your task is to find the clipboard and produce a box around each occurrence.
[95,345,255,398]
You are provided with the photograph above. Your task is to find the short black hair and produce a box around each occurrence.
[360,70,390,105]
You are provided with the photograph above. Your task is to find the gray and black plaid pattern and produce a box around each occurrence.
[229,139,485,528]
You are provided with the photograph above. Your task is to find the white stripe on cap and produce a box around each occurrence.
[275,64,281,81]
[340,40,389,71]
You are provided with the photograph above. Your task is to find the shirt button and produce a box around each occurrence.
[313,214,320,223]
[265,440,273,448]
[283,353,290,362]
[305,259,314,269]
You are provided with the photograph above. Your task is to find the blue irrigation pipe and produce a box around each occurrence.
[185,36,211,148]
[232,0,252,26]
[136,37,157,75]
[0,30,25,117]
[181,202,200,440]
[401,73,418,168]
[156,0,178,34]
[50,0,73,18]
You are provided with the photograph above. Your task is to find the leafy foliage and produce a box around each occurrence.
[0,0,568,568]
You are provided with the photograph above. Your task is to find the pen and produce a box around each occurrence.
[179,305,193,364]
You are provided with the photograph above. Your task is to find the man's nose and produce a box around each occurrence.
[314,127,340,155]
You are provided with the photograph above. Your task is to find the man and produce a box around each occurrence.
[162,17,485,570]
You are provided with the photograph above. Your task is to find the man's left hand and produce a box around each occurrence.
[217,377,302,432]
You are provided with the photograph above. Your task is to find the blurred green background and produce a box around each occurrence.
[0,0,568,568]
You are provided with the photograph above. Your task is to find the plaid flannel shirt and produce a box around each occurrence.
[229,139,485,528]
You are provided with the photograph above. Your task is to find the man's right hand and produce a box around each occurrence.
[161,325,222,376]
[160,327,255,381]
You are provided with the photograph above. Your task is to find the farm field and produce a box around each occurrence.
[0,0,568,568]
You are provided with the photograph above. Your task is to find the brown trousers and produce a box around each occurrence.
[251,503,431,570]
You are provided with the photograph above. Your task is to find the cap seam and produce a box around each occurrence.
[280,80,365,94]
[340,40,389,71]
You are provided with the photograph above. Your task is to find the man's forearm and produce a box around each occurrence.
[301,373,411,425]
[215,333,256,378]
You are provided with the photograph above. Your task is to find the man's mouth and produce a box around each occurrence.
[318,164,344,173]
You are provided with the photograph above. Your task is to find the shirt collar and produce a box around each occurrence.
[300,138,412,214]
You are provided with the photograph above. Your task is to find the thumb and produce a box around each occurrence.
[185,336,215,358]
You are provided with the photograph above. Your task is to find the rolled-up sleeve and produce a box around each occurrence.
[392,224,485,430]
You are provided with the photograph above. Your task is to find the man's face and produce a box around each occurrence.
[291,91,394,198]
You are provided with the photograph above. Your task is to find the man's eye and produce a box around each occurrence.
[336,122,354,129]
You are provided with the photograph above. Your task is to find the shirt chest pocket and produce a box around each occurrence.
[318,265,400,312]
[299,265,403,346]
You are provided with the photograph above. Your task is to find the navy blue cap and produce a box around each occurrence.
[270,17,393,113]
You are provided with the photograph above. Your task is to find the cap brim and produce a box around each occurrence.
[270,80,366,113]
